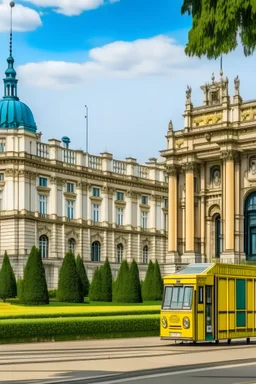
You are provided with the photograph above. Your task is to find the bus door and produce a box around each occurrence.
[205,286,214,341]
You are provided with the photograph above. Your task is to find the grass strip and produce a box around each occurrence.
[0,309,160,320]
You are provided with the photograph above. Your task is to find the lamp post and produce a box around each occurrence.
[85,105,89,154]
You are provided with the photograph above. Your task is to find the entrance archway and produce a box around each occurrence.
[244,192,256,260]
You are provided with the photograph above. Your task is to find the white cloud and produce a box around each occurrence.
[18,35,204,88]
[0,0,42,32]
[22,0,119,16]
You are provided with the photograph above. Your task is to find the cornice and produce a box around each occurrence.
[0,157,168,193]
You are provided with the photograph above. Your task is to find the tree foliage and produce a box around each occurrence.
[23,246,49,305]
[76,254,90,298]
[181,0,256,58]
[101,258,112,302]
[0,251,17,302]
[113,259,129,302]
[152,260,163,301]
[126,259,142,303]
[57,251,82,303]
[142,260,155,301]
[89,267,102,301]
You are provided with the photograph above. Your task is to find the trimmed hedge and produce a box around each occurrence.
[0,314,160,341]
[0,308,160,320]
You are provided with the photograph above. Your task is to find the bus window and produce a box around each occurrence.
[162,286,173,309]
[198,286,204,304]
[183,287,193,308]
[162,286,193,310]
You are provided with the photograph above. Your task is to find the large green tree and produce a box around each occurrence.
[0,251,17,302]
[23,246,49,305]
[152,260,163,301]
[76,254,90,299]
[57,251,82,303]
[113,259,129,302]
[89,267,102,301]
[101,258,112,302]
[126,259,142,303]
[142,260,155,301]
[181,0,256,58]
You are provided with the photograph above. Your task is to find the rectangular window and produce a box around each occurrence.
[117,208,124,225]
[92,187,100,197]
[162,286,173,309]
[141,195,148,205]
[67,183,74,193]
[39,177,47,187]
[0,141,6,153]
[0,173,4,181]
[194,177,198,193]
[39,195,47,214]
[198,286,204,304]
[116,191,124,201]
[66,200,74,219]
[92,204,100,222]
[162,286,193,310]
[164,198,168,208]
[164,213,167,231]
[141,211,147,229]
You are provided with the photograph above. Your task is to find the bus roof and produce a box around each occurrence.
[175,263,214,275]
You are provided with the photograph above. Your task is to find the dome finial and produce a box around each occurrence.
[3,1,18,100]
[9,2,15,57]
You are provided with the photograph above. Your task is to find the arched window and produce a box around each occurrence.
[68,238,75,253]
[143,245,148,264]
[215,215,221,258]
[39,235,48,259]
[117,243,123,263]
[245,192,256,260]
[91,241,101,262]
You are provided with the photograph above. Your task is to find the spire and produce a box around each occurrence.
[3,2,19,100]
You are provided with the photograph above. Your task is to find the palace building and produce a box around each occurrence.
[0,39,168,288]
[162,70,256,271]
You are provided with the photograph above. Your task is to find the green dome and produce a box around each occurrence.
[0,98,37,132]
[0,48,37,133]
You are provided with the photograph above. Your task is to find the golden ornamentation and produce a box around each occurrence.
[193,113,222,127]
[241,108,256,121]
[175,139,184,149]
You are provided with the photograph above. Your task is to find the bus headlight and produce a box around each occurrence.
[162,316,168,328]
[183,317,190,329]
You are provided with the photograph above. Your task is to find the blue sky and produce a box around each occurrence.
[0,0,255,162]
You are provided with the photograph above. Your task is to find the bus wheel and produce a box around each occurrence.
[246,337,250,344]
[227,339,231,344]
[193,341,196,344]
[215,340,219,344]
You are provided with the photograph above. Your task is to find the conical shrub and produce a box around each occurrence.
[57,251,82,303]
[126,259,142,303]
[142,260,154,301]
[89,267,102,301]
[23,246,49,305]
[152,259,163,300]
[0,251,17,302]
[101,258,112,302]
[113,259,129,302]
[76,254,90,299]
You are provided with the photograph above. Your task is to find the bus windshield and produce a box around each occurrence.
[162,286,193,310]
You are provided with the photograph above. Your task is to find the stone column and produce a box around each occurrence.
[221,150,236,263]
[200,163,206,261]
[185,164,195,254]
[167,165,178,259]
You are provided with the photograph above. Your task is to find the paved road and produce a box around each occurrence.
[1,337,256,383]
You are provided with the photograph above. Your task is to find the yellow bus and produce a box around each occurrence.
[160,263,256,343]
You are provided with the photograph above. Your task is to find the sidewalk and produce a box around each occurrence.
[1,337,256,383]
